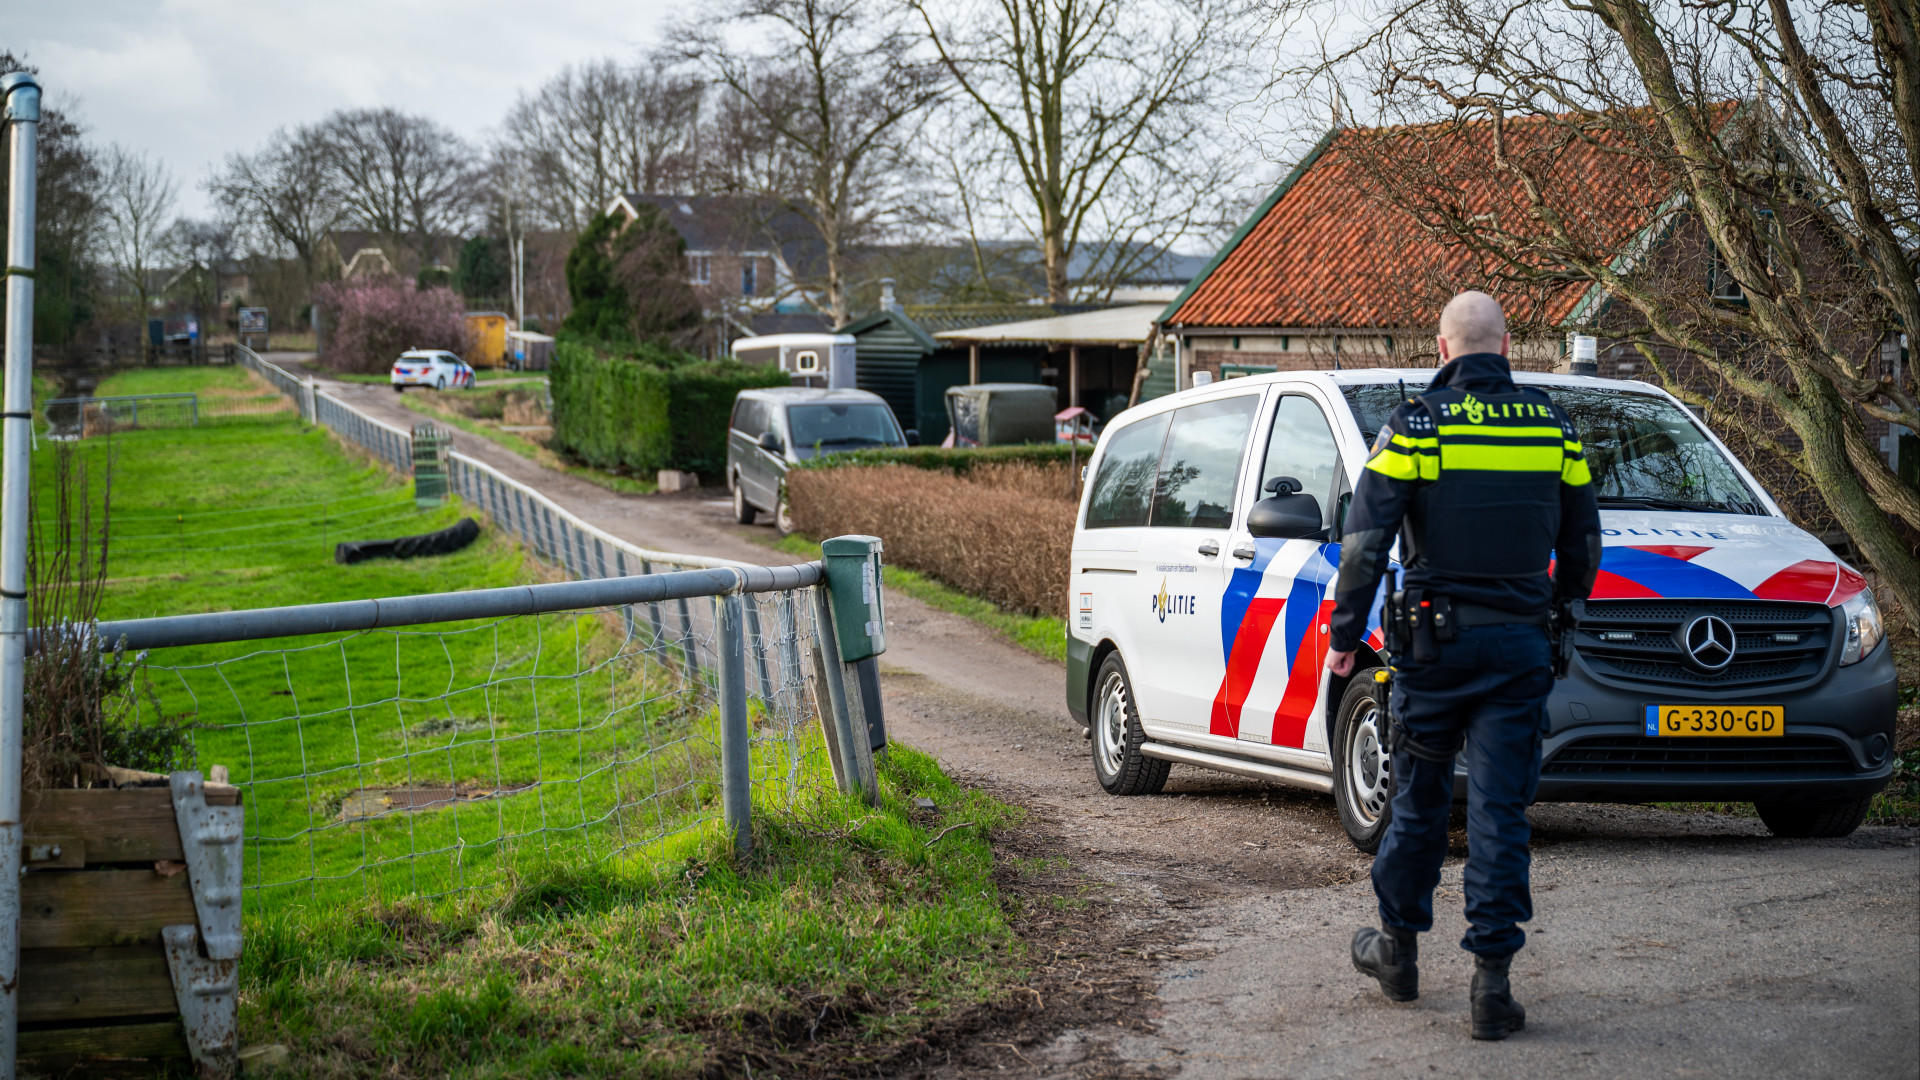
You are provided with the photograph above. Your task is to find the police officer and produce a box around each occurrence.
[1325,291,1601,1040]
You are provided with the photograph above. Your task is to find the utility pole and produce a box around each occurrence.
[0,69,42,1080]
[504,194,525,331]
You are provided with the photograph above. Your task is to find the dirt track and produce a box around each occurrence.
[308,365,1920,1079]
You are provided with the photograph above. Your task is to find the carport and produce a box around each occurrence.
[934,305,1160,425]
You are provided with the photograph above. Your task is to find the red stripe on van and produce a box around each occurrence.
[1209,598,1286,738]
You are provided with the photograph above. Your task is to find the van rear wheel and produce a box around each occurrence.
[1333,669,1393,853]
[731,481,757,525]
[1091,653,1168,796]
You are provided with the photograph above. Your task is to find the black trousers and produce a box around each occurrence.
[1373,622,1551,958]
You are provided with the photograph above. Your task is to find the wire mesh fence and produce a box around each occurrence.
[115,347,853,918]
[40,390,295,438]
[234,343,314,419]
[314,390,412,474]
[112,574,830,914]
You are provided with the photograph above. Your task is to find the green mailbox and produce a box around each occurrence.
[821,535,886,662]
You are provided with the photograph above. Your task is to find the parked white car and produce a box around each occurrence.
[391,350,474,391]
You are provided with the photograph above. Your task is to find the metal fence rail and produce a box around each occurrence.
[234,344,315,423]
[106,562,832,912]
[314,389,412,474]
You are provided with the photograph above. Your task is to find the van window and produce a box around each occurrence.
[1085,412,1171,529]
[1152,395,1260,529]
[731,398,764,437]
[1258,395,1343,527]
[786,403,900,458]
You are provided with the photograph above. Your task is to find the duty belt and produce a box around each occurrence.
[1452,602,1549,628]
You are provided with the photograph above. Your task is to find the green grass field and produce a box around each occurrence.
[25,374,1028,1074]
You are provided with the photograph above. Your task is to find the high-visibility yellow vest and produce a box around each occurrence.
[1364,387,1591,581]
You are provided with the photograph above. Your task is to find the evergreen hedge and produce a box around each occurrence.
[548,340,787,477]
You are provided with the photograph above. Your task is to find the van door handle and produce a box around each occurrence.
[1232,544,1256,560]
[1197,540,1220,557]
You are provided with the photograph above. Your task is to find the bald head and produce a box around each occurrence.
[1437,291,1509,361]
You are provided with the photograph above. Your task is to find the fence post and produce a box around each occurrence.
[0,70,42,1080]
[718,590,752,855]
[809,586,877,805]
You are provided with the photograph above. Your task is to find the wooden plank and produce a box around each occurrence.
[20,1019,187,1062]
[23,788,181,863]
[21,870,197,950]
[20,945,176,1024]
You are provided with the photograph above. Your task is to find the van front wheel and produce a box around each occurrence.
[1755,796,1871,838]
[1091,654,1168,796]
[1333,669,1393,853]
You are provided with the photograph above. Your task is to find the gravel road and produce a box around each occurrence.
[310,367,1920,1078]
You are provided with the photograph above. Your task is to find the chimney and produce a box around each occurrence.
[879,278,902,314]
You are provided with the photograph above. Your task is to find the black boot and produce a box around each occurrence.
[1351,925,1419,1001]
[1469,954,1526,1040]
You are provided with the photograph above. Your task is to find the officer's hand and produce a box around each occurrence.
[1327,649,1356,677]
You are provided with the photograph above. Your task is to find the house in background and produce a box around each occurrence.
[1157,118,1907,506]
[1153,127,1652,383]
[608,194,831,351]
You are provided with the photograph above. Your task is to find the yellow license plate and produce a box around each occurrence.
[1645,705,1783,737]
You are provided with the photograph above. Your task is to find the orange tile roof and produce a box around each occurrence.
[1164,117,1675,330]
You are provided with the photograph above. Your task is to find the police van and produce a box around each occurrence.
[1067,369,1897,850]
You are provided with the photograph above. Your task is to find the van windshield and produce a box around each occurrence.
[786,403,902,458]
[1340,382,1766,515]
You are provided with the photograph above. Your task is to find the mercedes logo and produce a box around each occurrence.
[1681,614,1736,671]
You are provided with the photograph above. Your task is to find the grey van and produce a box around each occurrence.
[727,387,908,533]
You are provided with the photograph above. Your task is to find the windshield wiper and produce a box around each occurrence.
[1596,495,1747,515]
[811,436,890,446]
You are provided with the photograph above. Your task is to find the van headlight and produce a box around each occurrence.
[1838,588,1883,666]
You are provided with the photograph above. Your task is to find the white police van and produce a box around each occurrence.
[1066,369,1896,850]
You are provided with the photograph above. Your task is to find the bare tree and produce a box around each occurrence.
[0,51,102,346]
[693,81,798,198]
[98,144,177,318]
[1266,0,1920,626]
[674,0,945,327]
[912,0,1247,303]
[166,217,235,339]
[315,107,478,269]
[206,123,343,285]
[496,59,705,231]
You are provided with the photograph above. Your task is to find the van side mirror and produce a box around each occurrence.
[758,431,783,453]
[1247,488,1325,540]
[903,428,920,447]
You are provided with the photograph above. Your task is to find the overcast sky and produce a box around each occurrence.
[6,0,674,218]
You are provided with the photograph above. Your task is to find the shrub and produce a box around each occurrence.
[562,208,701,345]
[787,463,1076,618]
[314,276,470,375]
[547,340,786,475]
[794,443,1085,475]
[548,340,670,472]
[665,360,790,476]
